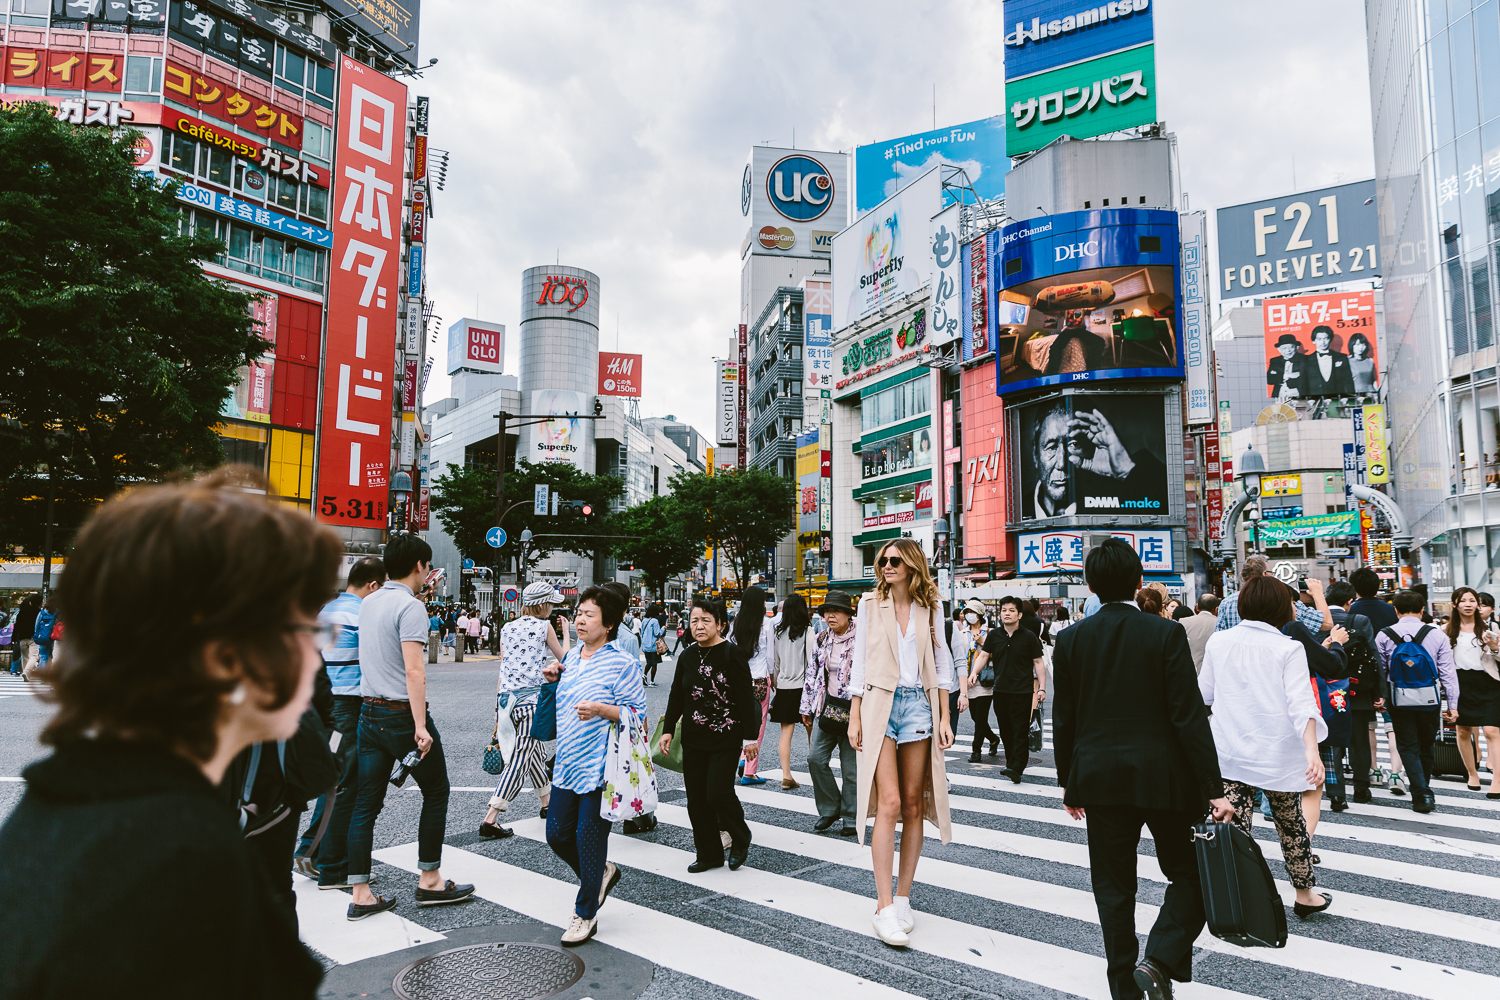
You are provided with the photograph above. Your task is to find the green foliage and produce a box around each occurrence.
[668,467,795,593]
[0,101,265,551]
[613,494,702,599]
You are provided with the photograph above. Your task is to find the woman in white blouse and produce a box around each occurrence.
[848,538,955,948]
[730,587,779,786]
[1199,576,1331,919]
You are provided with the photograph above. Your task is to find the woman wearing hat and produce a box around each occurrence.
[800,591,862,835]
[479,581,571,839]
[954,599,997,763]
[848,538,955,948]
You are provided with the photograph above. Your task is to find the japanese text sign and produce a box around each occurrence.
[163,59,303,149]
[5,46,124,92]
[1018,528,1171,574]
[1262,290,1378,399]
[316,57,407,527]
[175,182,332,247]
[1363,404,1389,484]
[598,352,643,397]
[1006,44,1157,156]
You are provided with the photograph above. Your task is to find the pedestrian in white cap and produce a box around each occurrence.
[479,580,570,839]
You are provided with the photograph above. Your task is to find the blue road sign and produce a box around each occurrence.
[485,526,507,548]
[462,558,475,570]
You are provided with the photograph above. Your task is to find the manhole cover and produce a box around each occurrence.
[393,942,585,1000]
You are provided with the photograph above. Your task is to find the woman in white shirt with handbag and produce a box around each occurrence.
[1199,576,1331,919]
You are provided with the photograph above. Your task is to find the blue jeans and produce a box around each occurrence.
[343,703,450,885]
[546,785,611,919]
[298,694,362,861]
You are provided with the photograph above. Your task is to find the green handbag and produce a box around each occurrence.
[650,717,684,773]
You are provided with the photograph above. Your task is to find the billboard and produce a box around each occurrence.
[1006,44,1157,157]
[742,146,850,258]
[1217,179,1379,297]
[1018,528,1172,574]
[325,0,421,66]
[1363,403,1389,484]
[523,389,589,472]
[1003,0,1155,80]
[929,204,963,346]
[994,208,1181,395]
[797,429,821,534]
[1015,393,1169,520]
[716,361,739,445]
[222,293,276,424]
[854,117,1009,212]
[1262,290,1378,399]
[1257,511,1360,542]
[315,57,406,528]
[1179,210,1213,425]
[833,167,941,331]
[446,318,504,375]
[961,232,990,361]
[598,352,642,397]
[803,279,834,420]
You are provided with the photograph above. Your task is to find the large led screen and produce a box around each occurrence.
[1016,392,1170,520]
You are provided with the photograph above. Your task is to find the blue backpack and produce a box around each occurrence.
[1381,625,1440,710]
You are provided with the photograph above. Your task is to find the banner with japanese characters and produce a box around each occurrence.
[163,60,304,149]
[1262,290,1378,399]
[315,57,407,527]
[3,46,125,92]
[1017,528,1171,574]
[1006,44,1156,156]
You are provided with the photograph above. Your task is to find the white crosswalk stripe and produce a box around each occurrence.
[290,701,1500,1000]
[0,675,40,700]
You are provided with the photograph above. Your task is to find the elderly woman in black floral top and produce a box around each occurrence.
[660,596,761,873]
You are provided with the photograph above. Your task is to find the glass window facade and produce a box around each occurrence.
[859,377,931,432]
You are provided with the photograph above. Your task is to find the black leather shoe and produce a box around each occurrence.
[1412,790,1436,814]
[727,845,750,870]
[1132,957,1174,999]
[841,826,857,836]
[1352,787,1372,803]
[478,822,514,839]
[1003,768,1023,784]
[414,880,476,907]
[813,816,837,832]
[1293,893,1332,919]
[346,895,398,921]
[1330,797,1349,813]
[686,859,723,873]
[968,750,981,763]
[987,741,999,757]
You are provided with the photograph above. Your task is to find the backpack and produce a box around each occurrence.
[1381,625,1440,710]
[1341,615,1383,694]
[33,610,55,644]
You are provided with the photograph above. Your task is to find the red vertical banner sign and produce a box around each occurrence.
[737,323,748,470]
[315,57,408,527]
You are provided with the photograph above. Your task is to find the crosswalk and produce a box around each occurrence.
[297,721,1500,1000]
[0,674,39,700]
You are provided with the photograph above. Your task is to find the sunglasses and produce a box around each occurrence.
[876,556,906,569]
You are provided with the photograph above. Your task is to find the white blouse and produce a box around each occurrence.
[745,614,780,680]
[849,598,955,696]
[1199,620,1327,793]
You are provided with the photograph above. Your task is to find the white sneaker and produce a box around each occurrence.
[560,913,597,946]
[1390,772,1406,796]
[893,895,915,933]
[872,905,910,947]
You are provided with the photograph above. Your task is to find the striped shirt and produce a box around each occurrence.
[319,592,363,696]
[553,638,647,793]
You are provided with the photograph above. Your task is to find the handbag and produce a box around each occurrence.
[482,733,505,775]
[818,695,852,739]
[1028,707,1043,752]
[650,717,684,772]
[602,707,658,822]
[531,681,558,742]
[655,637,668,655]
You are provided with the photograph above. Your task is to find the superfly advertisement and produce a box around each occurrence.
[315,58,408,527]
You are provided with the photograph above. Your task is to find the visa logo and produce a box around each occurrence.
[812,230,836,253]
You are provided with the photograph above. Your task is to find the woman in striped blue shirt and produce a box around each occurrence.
[546,584,646,946]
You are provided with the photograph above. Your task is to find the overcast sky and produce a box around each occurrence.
[416,0,1376,435]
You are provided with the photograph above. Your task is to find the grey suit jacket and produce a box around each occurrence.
[1180,611,1217,674]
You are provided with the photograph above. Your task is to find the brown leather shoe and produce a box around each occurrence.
[781,777,799,790]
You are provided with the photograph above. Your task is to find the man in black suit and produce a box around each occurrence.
[1301,325,1356,397]
[1266,333,1307,399]
[1053,539,1233,1000]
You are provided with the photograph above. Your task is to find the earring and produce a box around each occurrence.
[229,683,247,706]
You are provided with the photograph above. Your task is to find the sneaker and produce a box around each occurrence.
[414,880,476,906]
[292,855,320,879]
[561,913,598,946]
[872,905,910,947]
[346,895,398,921]
[893,895,915,933]
[598,862,621,906]
[319,874,377,890]
[1390,772,1406,796]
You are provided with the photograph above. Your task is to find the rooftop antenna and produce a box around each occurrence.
[933,83,936,129]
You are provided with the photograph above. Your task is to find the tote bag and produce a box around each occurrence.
[650,717,684,772]
[601,707,658,823]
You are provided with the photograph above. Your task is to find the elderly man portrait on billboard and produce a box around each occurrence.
[1025,399,1168,518]
[1266,334,1307,399]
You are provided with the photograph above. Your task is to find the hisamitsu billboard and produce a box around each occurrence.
[1003,0,1155,81]
[1216,179,1379,297]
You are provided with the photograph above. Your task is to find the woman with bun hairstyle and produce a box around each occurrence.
[848,537,955,949]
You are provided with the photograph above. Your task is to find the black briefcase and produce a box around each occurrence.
[1192,821,1287,948]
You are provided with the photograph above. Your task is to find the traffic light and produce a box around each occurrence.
[558,499,594,517]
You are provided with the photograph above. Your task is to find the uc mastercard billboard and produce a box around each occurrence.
[992,208,1181,396]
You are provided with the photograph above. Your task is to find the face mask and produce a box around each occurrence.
[965,613,980,624]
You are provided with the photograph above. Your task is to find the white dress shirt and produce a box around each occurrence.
[849,598,955,696]
[745,614,780,681]
[1199,620,1327,792]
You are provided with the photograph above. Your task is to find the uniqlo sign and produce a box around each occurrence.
[316,58,407,527]
[597,351,642,397]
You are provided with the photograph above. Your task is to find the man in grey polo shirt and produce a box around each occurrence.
[338,534,474,920]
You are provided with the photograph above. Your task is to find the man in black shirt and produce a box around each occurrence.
[971,595,1046,782]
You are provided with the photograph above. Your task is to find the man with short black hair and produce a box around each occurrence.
[1375,590,1460,813]
[336,534,474,918]
[1054,539,1231,1000]
[1179,594,1220,674]
[971,595,1045,782]
[1348,566,1399,631]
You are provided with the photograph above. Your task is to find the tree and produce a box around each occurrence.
[613,494,702,600]
[669,467,795,594]
[427,458,625,569]
[0,102,265,551]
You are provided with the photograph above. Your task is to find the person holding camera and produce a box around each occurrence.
[334,534,475,918]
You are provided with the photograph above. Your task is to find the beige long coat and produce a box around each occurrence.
[854,596,953,845]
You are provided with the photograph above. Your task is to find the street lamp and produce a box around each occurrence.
[1238,444,1267,498]
[1245,504,1262,555]
[933,517,955,614]
[518,528,534,587]
[391,471,413,533]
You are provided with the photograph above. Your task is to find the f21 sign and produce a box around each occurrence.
[1217,179,1379,297]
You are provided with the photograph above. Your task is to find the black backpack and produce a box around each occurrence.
[1341,614,1383,695]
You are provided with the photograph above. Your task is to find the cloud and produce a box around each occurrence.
[417,0,1374,433]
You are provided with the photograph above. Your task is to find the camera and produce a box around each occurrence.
[389,750,422,788]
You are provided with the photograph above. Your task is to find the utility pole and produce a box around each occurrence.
[40,471,55,601]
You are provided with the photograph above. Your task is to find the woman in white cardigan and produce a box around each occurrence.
[1199,576,1331,919]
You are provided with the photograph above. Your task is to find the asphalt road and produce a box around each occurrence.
[2,650,1497,1000]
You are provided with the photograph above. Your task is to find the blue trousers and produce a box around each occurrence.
[344,703,450,885]
[297,694,362,861]
[546,786,610,919]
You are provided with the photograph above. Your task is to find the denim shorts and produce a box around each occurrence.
[885,686,934,744]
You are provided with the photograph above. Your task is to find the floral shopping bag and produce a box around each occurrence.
[601,707,659,823]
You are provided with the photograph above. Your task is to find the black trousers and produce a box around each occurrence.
[1390,707,1439,796]
[994,691,1033,774]
[1086,806,1205,1000]
[682,742,751,865]
[247,807,303,930]
[1349,708,1376,791]
[968,695,999,751]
